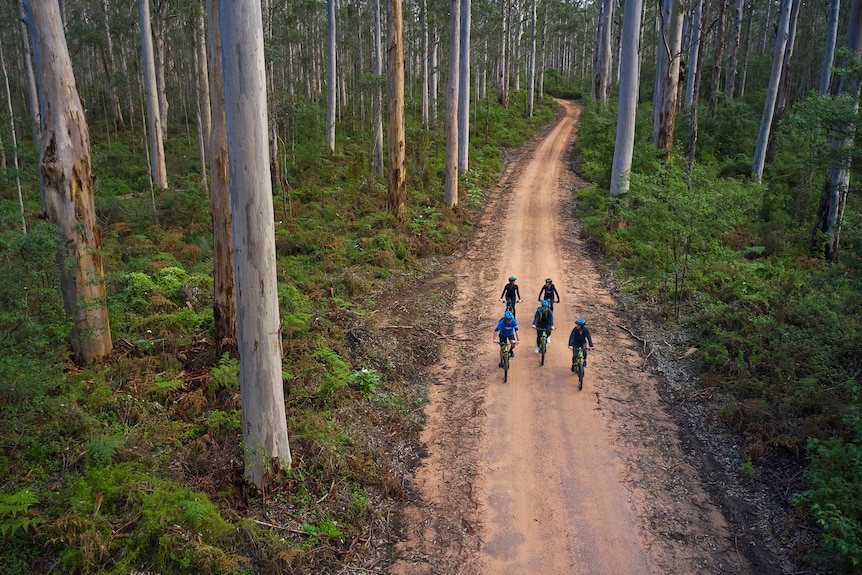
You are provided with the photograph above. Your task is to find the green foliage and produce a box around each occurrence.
[313,347,351,406]
[349,368,380,399]
[208,353,240,398]
[0,489,42,538]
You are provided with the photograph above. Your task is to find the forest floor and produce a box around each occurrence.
[358,100,811,575]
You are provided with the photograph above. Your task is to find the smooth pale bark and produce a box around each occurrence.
[386,0,407,217]
[709,0,727,114]
[765,0,801,165]
[196,8,211,168]
[139,0,167,189]
[25,0,112,365]
[205,0,236,357]
[611,0,644,195]
[594,0,614,105]
[687,0,711,168]
[498,0,508,107]
[813,0,862,261]
[684,0,703,112]
[538,1,547,98]
[373,0,384,174]
[820,0,840,95]
[219,0,291,488]
[751,0,792,184]
[458,0,470,171]
[738,2,753,98]
[152,0,169,130]
[430,27,439,126]
[445,0,461,207]
[18,0,40,145]
[326,0,336,153]
[526,0,536,117]
[420,0,429,125]
[652,0,685,150]
[100,0,123,130]
[1,39,26,233]
[724,0,743,98]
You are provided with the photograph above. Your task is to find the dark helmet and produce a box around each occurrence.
[576,318,586,326]
[545,278,552,283]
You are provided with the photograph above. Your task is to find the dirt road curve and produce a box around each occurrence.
[390,100,752,575]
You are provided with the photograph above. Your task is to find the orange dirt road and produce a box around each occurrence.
[392,100,751,575]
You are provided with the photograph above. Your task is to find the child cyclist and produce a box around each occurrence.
[531,300,555,353]
[499,276,521,317]
[567,318,594,371]
[493,311,520,367]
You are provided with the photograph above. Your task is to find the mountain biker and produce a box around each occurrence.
[500,276,521,317]
[532,299,555,353]
[493,310,520,367]
[537,278,561,311]
[567,318,594,372]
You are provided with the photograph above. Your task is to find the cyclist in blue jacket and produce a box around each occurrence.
[493,310,520,367]
[568,318,594,371]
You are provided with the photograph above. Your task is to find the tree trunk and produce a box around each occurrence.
[765,0,800,165]
[100,0,123,130]
[687,0,711,168]
[153,0,169,130]
[326,0,336,153]
[724,0,744,98]
[430,27,439,126]
[205,0,236,356]
[139,0,168,189]
[538,1,547,99]
[812,0,862,262]
[652,0,684,151]
[737,1,753,98]
[1,39,27,233]
[386,0,407,217]
[709,0,727,114]
[526,0,536,117]
[18,0,41,146]
[25,0,113,365]
[421,0,429,125]
[218,0,291,489]
[611,0,644,195]
[751,0,792,184]
[684,0,703,113]
[373,0,384,174]
[192,7,208,191]
[594,0,614,106]
[819,0,840,95]
[497,0,508,107]
[445,0,461,207]
[458,0,470,172]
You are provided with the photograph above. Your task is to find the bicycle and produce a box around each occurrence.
[538,329,549,365]
[570,345,593,390]
[504,299,517,318]
[499,339,517,382]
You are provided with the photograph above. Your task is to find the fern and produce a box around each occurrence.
[0,489,42,537]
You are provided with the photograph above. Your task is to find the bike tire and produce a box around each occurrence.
[577,365,584,390]
[503,354,509,382]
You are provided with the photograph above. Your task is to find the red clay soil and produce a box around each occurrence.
[389,101,753,575]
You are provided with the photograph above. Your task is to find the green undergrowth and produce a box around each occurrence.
[576,98,862,573]
[0,92,558,573]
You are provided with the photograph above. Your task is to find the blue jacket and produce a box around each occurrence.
[494,317,519,338]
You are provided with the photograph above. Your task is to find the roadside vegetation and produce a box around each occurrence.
[0,92,555,574]
[574,86,861,573]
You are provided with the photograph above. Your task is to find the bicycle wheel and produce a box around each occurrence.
[503,350,510,382]
[577,362,584,390]
[540,335,547,366]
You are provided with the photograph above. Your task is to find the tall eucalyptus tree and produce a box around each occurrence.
[813,0,862,262]
[445,0,461,207]
[386,0,407,217]
[139,0,167,189]
[18,0,40,144]
[373,0,384,175]
[526,0,537,117]
[326,0,336,153]
[751,0,792,183]
[819,0,840,95]
[458,0,470,171]
[205,0,235,355]
[652,0,685,151]
[594,0,614,105]
[24,0,113,365]
[610,0,644,195]
[218,0,291,489]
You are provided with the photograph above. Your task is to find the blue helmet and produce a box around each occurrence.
[508,276,516,282]
[541,300,549,308]
[504,311,514,320]
[576,318,586,326]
